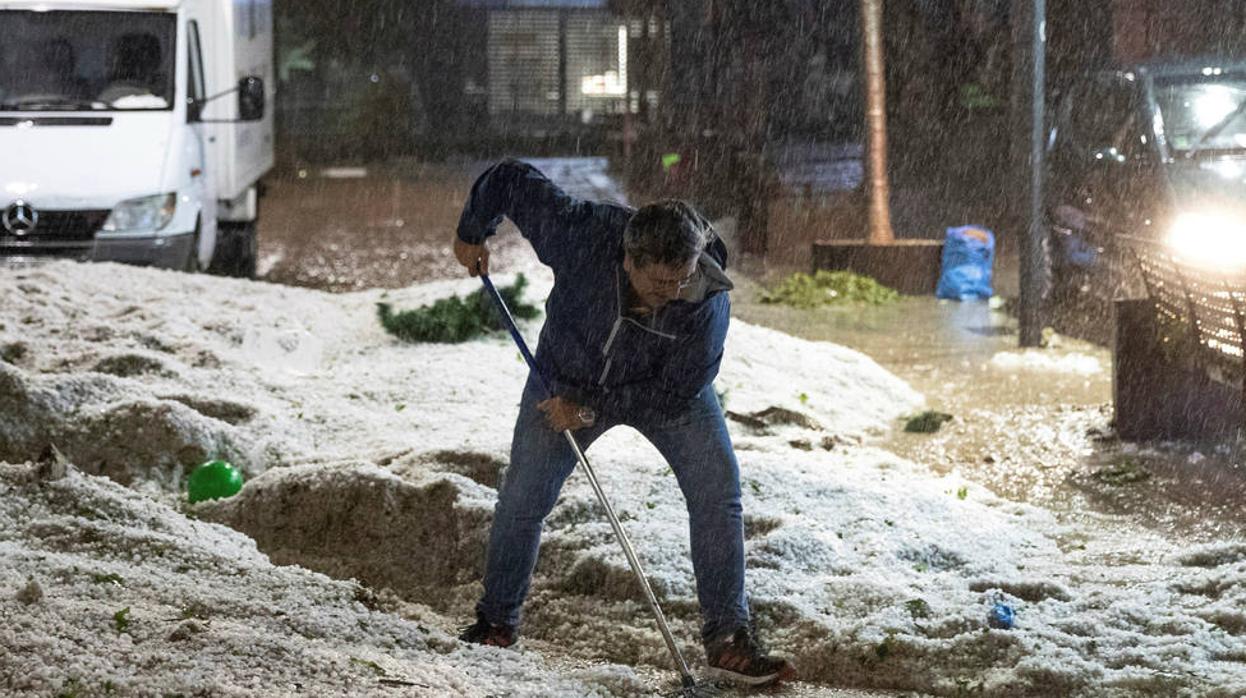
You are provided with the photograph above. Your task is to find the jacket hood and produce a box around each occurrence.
[677,247,734,303]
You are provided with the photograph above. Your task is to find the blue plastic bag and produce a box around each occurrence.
[988,602,1016,630]
[936,226,995,300]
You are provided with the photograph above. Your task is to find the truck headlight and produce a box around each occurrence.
[1164,212,1246,270]
[102,193,177,233]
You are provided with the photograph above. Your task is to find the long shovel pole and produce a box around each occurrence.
[480,274,698,691]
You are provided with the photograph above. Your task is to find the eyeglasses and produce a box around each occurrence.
[642,266,698,292]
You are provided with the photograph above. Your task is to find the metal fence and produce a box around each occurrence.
[1122,234,1246,387]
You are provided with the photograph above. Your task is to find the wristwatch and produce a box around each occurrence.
[576,406,597,426]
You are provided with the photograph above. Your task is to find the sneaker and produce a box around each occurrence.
[458,613,518,648]
[704,626,797,686]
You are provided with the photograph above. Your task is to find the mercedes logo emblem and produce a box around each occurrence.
[3,201,38,236]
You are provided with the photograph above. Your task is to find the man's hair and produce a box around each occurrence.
[623,199,713,268]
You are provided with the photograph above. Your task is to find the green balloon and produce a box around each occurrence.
[187,460,244,503]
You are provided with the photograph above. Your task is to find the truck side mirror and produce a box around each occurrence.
[238,76,264,121]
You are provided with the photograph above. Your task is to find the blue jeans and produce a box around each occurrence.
[476,376,749,642]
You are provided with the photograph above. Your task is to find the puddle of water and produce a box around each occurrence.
[733,287,1109,408]
[732,277,1246,544]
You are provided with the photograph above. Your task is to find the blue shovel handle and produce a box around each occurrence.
[479,273,551,398]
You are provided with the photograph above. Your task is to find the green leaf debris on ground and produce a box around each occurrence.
[112,607,130,634]
[905,410,954,433]
[1093,458,1151,486]
[377,274,540,344]
[91,573,125,586]
[759,270,900,308]
[905,598,932,619]
[350,657,386,675]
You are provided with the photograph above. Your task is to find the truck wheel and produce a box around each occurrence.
[233,221,258,279]
[210,221,258,279]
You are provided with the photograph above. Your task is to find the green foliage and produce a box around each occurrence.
[905,598,932,619]
[956,486,969,500]
[905,411,954,433]
[177,601,212,621]
[759,270,900,308]
[113,607,131,634]
[58,680,117,698]
[1093,459,1151,486]
[350,657,386,675]
[378,274,540,344]
[953,677,987,696]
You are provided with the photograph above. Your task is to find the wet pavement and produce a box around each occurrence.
[258,158,629,292]
[259,160,515,291]
[730,280,1246,545]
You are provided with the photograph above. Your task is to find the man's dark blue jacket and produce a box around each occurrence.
[457,160,734,421]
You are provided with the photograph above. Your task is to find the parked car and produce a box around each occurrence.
[1045,58,1246,301]
[0,0,275,276]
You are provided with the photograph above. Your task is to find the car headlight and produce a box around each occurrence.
[101,193,177,233]
[1164,212,1246,270]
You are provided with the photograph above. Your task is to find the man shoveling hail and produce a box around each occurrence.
[453,159,796,686]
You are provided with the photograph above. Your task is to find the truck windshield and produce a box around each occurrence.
[1154,77,1246,155]
[0,10,176,111]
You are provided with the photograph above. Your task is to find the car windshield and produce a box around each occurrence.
[0,10,176,112]
[1154,76,1246,154]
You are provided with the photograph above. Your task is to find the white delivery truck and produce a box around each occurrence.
[0,0,274,276]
